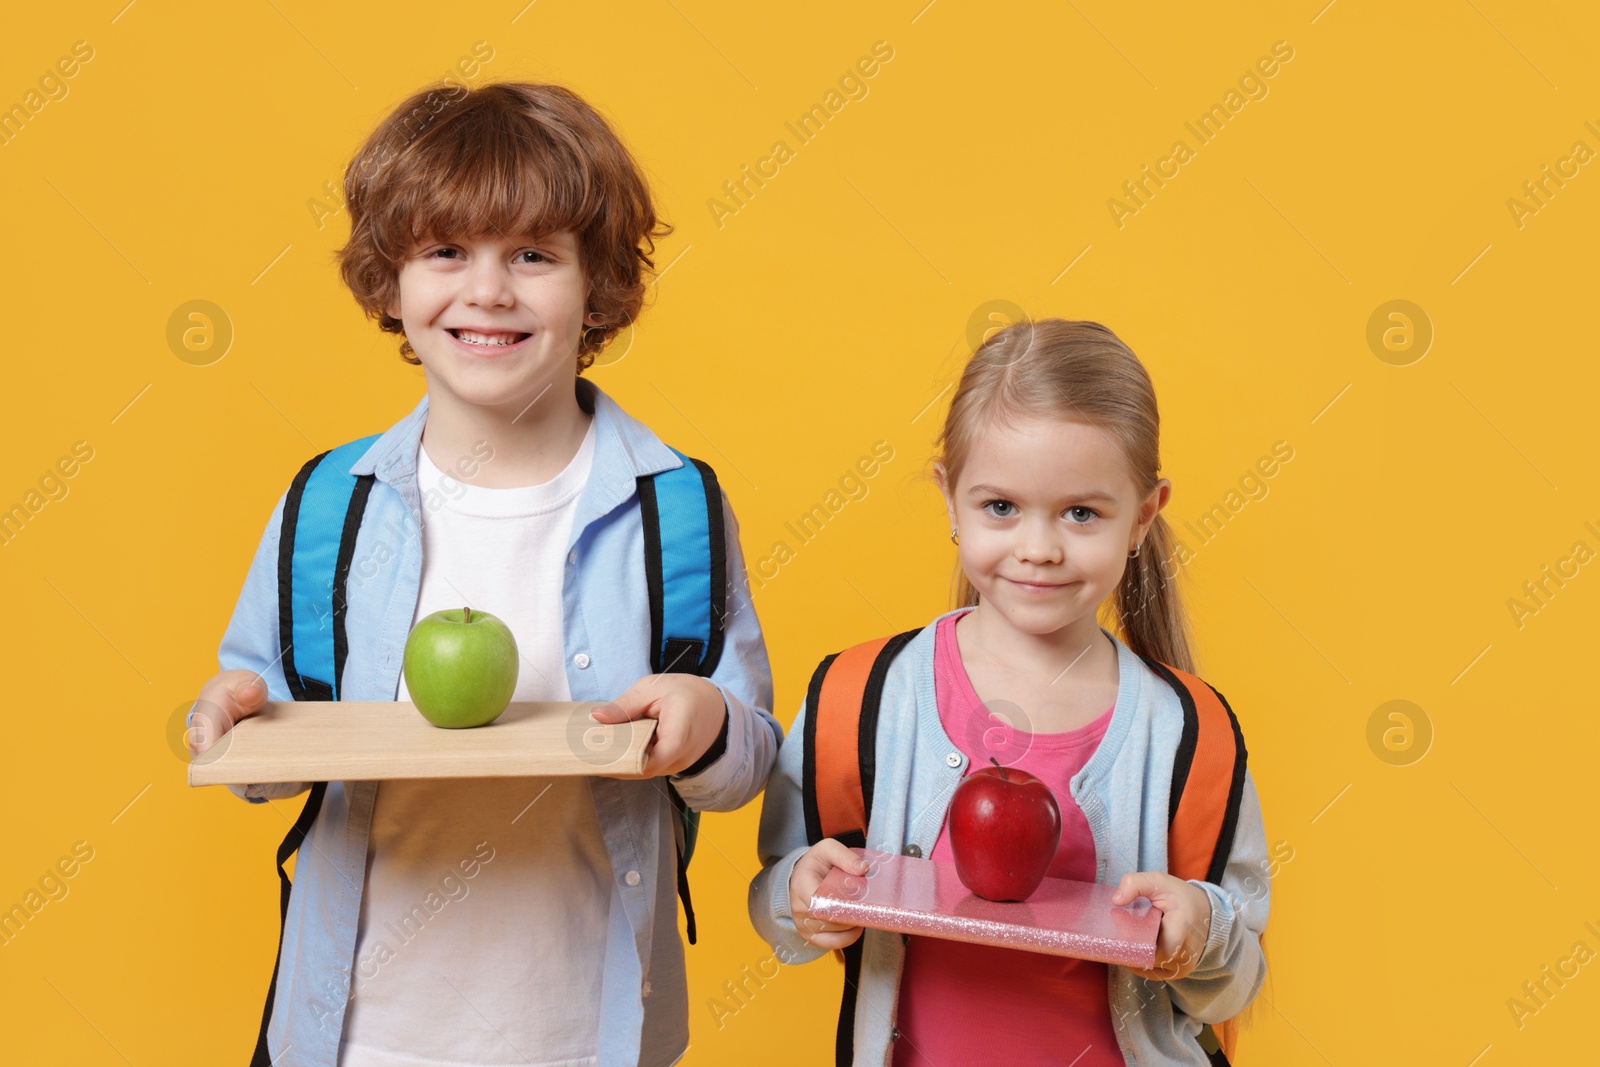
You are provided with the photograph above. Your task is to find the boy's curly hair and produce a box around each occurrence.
[337,81,671,371]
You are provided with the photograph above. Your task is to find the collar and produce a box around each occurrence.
[344,376,683,486]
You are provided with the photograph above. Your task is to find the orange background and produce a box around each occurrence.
[1,1,1596,1064]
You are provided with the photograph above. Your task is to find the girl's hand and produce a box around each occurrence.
[589,674,729,778]
[788,839,870,950]
[1111,871,1213,981]
[187,670,268,756]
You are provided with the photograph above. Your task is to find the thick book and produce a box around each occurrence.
[187,700,654,785]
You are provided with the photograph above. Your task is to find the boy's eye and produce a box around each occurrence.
[982,500,1016,518]
[514,249,548,264]
[427,247,463,259]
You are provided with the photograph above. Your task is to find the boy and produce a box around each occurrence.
[188,82,779,1067]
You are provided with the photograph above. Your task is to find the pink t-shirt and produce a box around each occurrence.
[892,610,1124,1067]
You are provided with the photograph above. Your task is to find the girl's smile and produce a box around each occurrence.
[1005,577,1075,592]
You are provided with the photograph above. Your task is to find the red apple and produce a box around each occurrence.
[947,758,1062,902]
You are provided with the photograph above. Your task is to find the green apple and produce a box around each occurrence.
[402,607,519,728]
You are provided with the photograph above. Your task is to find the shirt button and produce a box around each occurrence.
[573,652,591,669]
[624,869,641,886]
[902,843,922,858]
[568,550,578,565]
[945,752,962,768]
[642,980,652,997]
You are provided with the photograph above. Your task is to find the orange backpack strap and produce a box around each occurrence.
[801,627,923,849]
[1142,657,1251,1065]
[1141,658,1248,884]
[799,626,922,1067]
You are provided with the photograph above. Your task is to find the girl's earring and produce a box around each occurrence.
[1128,542,1141,559]
[950,529,960,545]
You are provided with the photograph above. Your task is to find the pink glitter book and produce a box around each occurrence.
[806,848,1161,969]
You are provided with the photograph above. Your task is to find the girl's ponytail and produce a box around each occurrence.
[1110,512,1194,674]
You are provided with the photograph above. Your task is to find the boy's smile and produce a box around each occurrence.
[446,327,532,351]
[387,230,603,417]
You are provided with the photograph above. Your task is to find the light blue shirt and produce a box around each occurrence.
[749,616,1270,1066]
[206,378,780,1067]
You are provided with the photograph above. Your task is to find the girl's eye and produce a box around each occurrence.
[982,500,1016,518]
[1065,506,1099,524]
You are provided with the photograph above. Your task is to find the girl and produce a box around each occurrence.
[749,319,1269,1066]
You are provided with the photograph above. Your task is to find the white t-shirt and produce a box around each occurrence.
[339,419,612,1067]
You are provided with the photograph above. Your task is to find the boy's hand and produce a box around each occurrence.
[1111,871,1213,981]
[788,839,869,950]
[589,674,728,778]
[187,670,269,756]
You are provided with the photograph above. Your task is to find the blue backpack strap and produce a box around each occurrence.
[276,434,382,701]
[637,447,727,677]
[252,433,379,1067]
[637,447,728,947]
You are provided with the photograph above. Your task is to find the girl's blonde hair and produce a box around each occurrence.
[934,318,1196,673]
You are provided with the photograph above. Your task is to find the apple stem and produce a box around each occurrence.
[988,755,1006,780]
[463,606,472,624]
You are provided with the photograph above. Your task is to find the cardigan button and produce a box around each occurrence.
[891,1027,901,1041]
[902,843,922,858]
[624,869,641,886]
[945,751,962,768]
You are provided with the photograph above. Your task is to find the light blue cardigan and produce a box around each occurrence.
[748,614,1269,1066]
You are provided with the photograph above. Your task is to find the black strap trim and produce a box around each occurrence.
[276,450,329,703]
[856,629,921,830]
[330,474,375,701]
[800,653,839,847]
[665,781,697,945]
[1146,657,1200,831]
[636,473,667,675]
[832,829,867,851]
[660,637,704,676]
[835,937,865,1067]
[250,780,328,1067]
[1205,684,1249,886]
[687,458,728,678]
